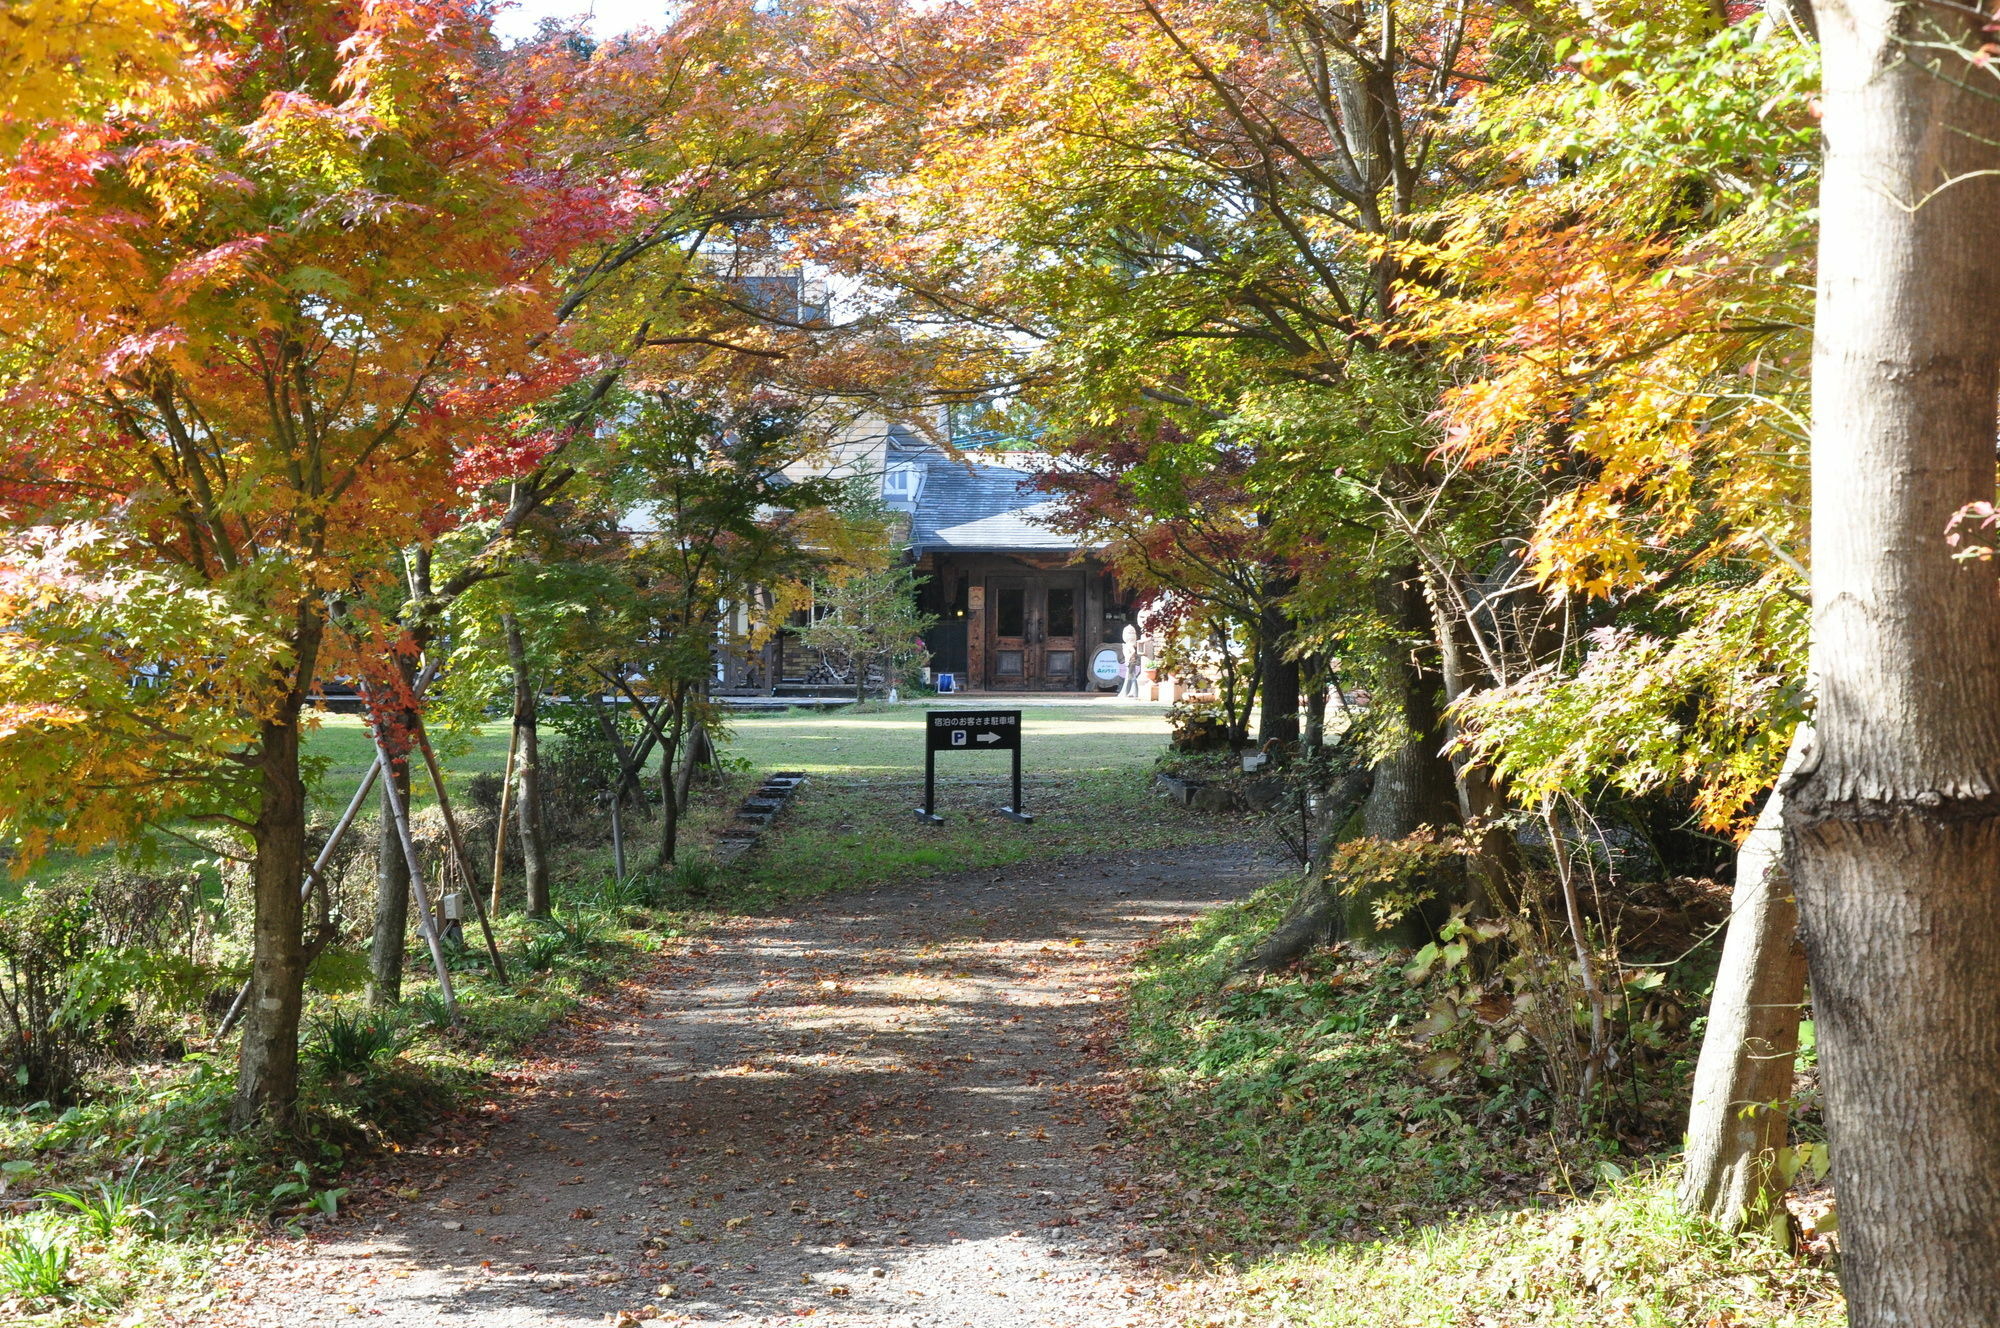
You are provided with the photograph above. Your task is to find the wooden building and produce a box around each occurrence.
[712,424,1141,695]
[885,435,1134,693]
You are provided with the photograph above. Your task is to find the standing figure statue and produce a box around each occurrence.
[1119,624,1142,698]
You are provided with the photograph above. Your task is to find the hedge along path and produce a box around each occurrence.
[189,844,1273,1327]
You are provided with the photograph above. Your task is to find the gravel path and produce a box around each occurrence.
[193,844,1271,1327]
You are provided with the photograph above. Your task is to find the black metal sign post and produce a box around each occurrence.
[917,709,1032,824]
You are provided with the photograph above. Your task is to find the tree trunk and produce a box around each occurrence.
[1787,6,2000,1319]
[1257,596,1301,748]
[367,651,421,1005]
[667,712,708,864]
[1301,658,1328,757]
[232,614,323,1130]
[489,727,516,916]
[656,703,683,869]
[1346,569,1462,949]
[367,758,413,1006]
[506,614,551,918]
[1363,568,1460,840]
[1679,734,1809,1230]
[1422,565,1520,915]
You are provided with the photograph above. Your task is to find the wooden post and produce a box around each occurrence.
[365,725,459,1024]
[413,722,512,984]
[489,725,516,916]
[967,582,986,691]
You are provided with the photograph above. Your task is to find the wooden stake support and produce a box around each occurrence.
[367,722,459,1025]
[414,722,511,984]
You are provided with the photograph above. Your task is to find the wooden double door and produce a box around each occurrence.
[986,576,1081,689]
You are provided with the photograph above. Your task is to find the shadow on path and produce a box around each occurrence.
[196,844,1273,1328]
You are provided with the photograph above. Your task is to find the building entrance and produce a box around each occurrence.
[985,576,1080,690]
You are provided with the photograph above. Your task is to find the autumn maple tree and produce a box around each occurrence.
[0,0,204,145]
[0,0,594,1127]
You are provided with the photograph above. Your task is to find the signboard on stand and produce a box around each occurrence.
[916,709,1032,824]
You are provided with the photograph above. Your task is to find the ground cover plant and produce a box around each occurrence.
[1124,880,1845,1326]
[0,714,751,1324]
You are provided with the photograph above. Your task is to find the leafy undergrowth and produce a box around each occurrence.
[1125,882,1845,1328]
[0,879,699,1325]
[1126,880,1553,1249]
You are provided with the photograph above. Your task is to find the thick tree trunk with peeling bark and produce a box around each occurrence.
[1422,565,1519,916]
[1680,736,1808,1229]
[1787,3,2000,1318]
[1363,567,1460,842]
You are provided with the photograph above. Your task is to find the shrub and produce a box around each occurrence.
[538,703,638,837]
[0,873,215,1103]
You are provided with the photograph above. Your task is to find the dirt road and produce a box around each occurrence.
[193,844,1270,1327]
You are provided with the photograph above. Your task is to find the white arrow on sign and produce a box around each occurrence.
[976,732,1002,744]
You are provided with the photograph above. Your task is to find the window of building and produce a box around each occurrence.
[996,587,1025,637]
[1047,587,1076,639]
[882,463,922,502]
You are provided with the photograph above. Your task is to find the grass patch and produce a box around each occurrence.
[1126,881,1541,1247]
[1125,885,1844,1328]
[0,698,1213,1321]
[0,879,695,1324]
[721,702,1240,905]
[1218,1177,1842,1328]
[301,711,514,821]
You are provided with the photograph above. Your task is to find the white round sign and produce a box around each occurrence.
[1090,647,1122,686]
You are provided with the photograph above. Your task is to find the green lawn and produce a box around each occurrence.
[716,702,1174,777]
[302,712,514,819]
[713,701,1239,905]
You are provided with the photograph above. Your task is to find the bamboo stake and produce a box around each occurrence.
[366,724,459,1025]
[489,725,517,917]
[413,721,511,983]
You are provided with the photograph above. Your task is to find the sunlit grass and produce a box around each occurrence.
[1127,888,1846,1328]
[716,701,1174,777]
[713,702,1241,905]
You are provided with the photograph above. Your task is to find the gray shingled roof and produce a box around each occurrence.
[907,455,1079,554]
